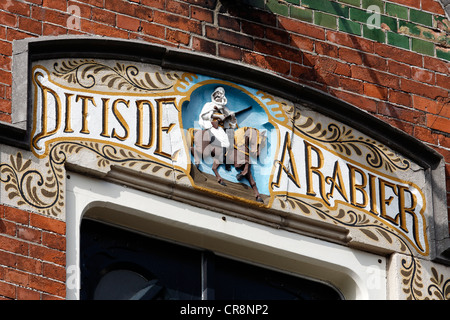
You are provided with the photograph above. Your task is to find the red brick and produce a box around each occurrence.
[29,244,65,266]
[14,255,42,275]
[0,219,16,236]
[3,207,29,225]
[0,281,15,299]
[421,0,445,14]
[31,7,68,27]
[91,7,116,26]
[218,44,242,61]
[17,287,40,300]
[362,53,387,71]
[153,10,202,34]
[428,114,450,132]
[42,0,66,11]
[116,14,140,31]
[388,60,412,78]
[104,0,136,16]
[43,23,67,36]
[290,34,315,53]
[0,1,30,16]
[436,73,450,90]
[329,88,378,113]
[29,274,65,297]
[315,41,338,58]
[5,269,29,287]
[192,7,213,24]
[7,28,37,41]
[339,77,364,94]
[17,226,41,244]
[339,47,363,64]
[327,30,374,53]
[395,0,420,9]
[278,16,325,40]
[266,27,290,45]
[0,40,12,56]
[414,126,437,145]
[242,51,290,75]
[254,39,300,62]
[351,65,400,89]
[166,0,189,16]
[0,99,11,113]
[166,28,190,45]
[206,26,253,49]
[290,63,316,82]
[0,11,17,28]
[374,43,423,67]
[218,14,240,31]
[192,36,216,55]
[18,16,42,35]
[411,67,435,85]
[364,83,388,100]
[0,235,28,255]
[389,89,412,107]
[43,263,65,282]
[141,21,165,38]
[42,232,65,251]
[241,20,265,38]
[379,103,426,125]
[424,56,450,74]
[401,78,448,100]
[29,213,65,235]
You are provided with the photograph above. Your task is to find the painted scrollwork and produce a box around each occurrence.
[52,59,181,92]
[284,104,410,172]
[276,194,449,300]
[0,143,186,217]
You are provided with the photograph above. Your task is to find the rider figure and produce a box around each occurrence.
[198,86,237,149]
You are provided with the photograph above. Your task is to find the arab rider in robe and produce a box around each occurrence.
[198,87,237,149]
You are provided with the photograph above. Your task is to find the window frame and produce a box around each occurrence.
[66,171,387,300]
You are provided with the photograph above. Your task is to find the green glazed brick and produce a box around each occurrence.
[349,7,371,23]
[266,0,289,16]
[290,6,313,23]
[380,15,397,32]
[411,38,434,56]
[436,47,450,61]
[363,25,385,42]
[434,16,450,32]
[286,0,300,4]
[399,20,421,37]
[385,3,408,20]
[361,0,384,14]
[387,31,410,49]
[338,0,361,7]
[339,17,361,35]
[410,9,433,27]
[303,0,349,18]
[315,12,338,29]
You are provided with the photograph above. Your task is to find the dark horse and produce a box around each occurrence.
[188,126,267,203]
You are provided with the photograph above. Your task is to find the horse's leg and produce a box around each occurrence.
[212,145,226,186]
[192,130,205,168]
[246,167,263,203]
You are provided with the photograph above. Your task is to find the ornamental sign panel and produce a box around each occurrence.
[21,58,431,259]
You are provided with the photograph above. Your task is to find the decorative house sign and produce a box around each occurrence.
[21,57,431,260]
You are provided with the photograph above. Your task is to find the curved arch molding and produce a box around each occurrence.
[1,37,449,294]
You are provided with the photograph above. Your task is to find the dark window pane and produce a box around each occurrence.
[80,219,202,300]
[213,255,341,300]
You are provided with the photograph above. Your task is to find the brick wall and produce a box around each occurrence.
[0,205,65,299]
[0,0,448,299]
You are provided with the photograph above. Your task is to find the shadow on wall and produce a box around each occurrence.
[216,0,446,134]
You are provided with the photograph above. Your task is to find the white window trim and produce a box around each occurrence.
[66,172,387,300]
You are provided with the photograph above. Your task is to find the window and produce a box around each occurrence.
[80,219,341,300]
